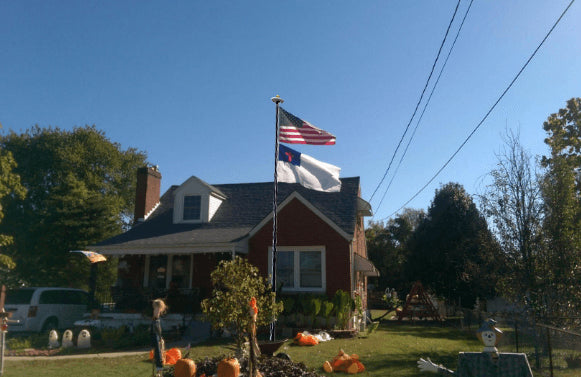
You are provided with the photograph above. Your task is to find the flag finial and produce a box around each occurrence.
[271,95,284,104]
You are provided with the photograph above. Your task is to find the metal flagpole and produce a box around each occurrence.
[270,95,284,341]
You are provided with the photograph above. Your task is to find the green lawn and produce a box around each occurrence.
[3,322,577,377]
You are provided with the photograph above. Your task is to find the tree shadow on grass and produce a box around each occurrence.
[379,322,476,341]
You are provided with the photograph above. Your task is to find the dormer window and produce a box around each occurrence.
[183,195,201,220]
[173,176,227,224]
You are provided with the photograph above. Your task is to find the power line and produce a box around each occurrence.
[375,0,475,215]
[368,0,462,204]
[382,0,577,221]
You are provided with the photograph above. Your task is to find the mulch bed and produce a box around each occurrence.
[164,355,323,377]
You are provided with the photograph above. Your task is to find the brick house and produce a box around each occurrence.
[92,166,378,313]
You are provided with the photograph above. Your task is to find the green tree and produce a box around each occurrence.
[0,125,147,288]
[541,97,581,192]
[405,183,502,308]
[479,129,544,307]
[0,149,26,285]
[539,155,581,320]
[538,98,581,320]
[366,208,424,293]
[201,257,283,350]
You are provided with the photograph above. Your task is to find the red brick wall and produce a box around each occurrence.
[248,197,352,297]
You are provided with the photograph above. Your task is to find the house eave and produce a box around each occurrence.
[92,241,248,256]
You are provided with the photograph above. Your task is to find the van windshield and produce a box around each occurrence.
[5,288,35,305]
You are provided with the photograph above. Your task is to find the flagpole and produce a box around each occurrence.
[270,95,283,341]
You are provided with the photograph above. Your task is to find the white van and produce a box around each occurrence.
[4,287,89,333]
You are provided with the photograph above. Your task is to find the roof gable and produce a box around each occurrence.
[248,191,352,240]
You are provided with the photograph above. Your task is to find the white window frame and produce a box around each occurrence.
[182,195,202,221]
[268,246,326,293]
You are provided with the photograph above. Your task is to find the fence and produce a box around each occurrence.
[453,309,581,377]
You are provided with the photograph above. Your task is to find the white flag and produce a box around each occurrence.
[277,144,341,192]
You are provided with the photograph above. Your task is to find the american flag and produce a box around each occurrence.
[278,107,336,145]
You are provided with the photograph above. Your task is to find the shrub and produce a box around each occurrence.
[305,297,322,317]
[321,300,334,318]
[281,296,295,315]
[201,257,283,350]
[332,290,353,329]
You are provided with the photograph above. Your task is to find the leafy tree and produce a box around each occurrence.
[539,155,581,320]
[201,257,283,350]
[0,148,26,286]
[366,208,424,293]
[479,129,544,306]
[538,98,581,319]
[0,125,147,288]
[405,183,503,308]
[541,97,581,192]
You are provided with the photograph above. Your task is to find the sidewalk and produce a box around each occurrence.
[4,340,192,362]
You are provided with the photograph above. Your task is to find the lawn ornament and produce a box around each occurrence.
[294,332,319,346]
[48,330,59,348]
[174,358,196,377]
[62,329,74,348]
[217,357,240,377]
[248,297,262,377]
[323,349,365,374]
[417,318,533,377]
[77,329,91,349]
[150,298,167,376]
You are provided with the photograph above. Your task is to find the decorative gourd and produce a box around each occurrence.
[174,358,196,377]
[217,357,240,377]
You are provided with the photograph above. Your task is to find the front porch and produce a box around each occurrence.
[95,251,240,315]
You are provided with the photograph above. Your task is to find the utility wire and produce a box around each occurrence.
[368,0,462,203]
[382,0,577,220]
[375,0,475,215]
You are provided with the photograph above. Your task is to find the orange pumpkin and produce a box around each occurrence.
[217,357,240,377]
[174,358,196,377]
[164,347,182,365]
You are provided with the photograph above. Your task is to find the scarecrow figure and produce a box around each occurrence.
[418,319,533,377]
[151,298,167,377]
[248,297,262,377]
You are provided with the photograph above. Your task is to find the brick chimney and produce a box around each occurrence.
[134,165,161,224]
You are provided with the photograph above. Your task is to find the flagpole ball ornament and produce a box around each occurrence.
[271,95,284,104]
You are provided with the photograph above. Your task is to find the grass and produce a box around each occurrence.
[4,321,578,377]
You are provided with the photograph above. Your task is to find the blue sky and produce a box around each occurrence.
[1,1,579,222]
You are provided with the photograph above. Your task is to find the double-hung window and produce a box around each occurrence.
[183,195,201,221]
[270,246,326,293]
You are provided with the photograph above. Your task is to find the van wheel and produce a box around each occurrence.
[41,318,58,333]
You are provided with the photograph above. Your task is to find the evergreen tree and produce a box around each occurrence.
[405,183,502,308]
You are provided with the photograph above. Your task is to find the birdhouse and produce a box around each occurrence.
[77,329,91,349]
[62,329,74,348]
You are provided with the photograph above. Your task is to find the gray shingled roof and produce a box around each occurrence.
[95,177,361,250]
